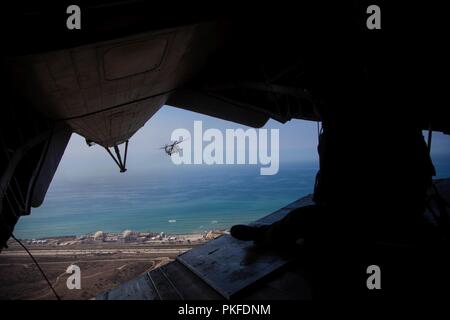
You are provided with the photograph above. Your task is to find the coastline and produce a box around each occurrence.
[10,229,228,244]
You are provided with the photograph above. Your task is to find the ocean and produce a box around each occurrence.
[14,158,450,239]
[14,162,318,239]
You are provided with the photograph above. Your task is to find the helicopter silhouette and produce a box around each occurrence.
[159,137,188,156]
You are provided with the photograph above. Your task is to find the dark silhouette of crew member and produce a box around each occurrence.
[229,3,449,296]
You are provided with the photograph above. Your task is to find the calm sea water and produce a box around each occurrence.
[14,163,318,239]
[14,158,450,239]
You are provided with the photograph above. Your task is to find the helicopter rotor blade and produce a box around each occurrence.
[174,137,189,144]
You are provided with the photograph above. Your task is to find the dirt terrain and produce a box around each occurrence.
[0,242,200,300]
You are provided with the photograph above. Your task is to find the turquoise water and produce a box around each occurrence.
[14,158,450,239]
[14,163,318,239]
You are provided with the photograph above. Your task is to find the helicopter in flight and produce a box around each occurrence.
[159,137,188,156]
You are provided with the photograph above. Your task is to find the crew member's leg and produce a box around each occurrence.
[230,205,317,247]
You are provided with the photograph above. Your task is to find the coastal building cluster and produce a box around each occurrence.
[87,230,169,243]
[22,229,227,246]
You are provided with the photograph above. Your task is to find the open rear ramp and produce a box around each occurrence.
[96,195,314,300]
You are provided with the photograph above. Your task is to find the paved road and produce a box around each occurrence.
[0,247,191,257]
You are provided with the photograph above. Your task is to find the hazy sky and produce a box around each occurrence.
[55,105,320,180]
[54,105,450,181]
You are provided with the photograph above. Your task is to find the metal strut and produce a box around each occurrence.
[104,140,129,173]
